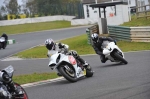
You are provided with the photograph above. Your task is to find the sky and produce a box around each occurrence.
[0,0,23,7]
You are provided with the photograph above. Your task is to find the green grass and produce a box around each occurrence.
[13,72,59,84]
[0,21,72,35]
[14,34,150,58]
[120,15,150,27]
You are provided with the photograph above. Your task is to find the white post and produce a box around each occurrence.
[128,0,131,21]
[95,0,97,4]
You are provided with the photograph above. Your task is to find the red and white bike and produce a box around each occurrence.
[48,51,94,82]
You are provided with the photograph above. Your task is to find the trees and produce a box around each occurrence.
[4,0,21,15]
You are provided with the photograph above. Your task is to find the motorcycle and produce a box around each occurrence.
[0,36,7,49]
[48,51,94,82]
[102,41,128,64]
[0,66,28,99]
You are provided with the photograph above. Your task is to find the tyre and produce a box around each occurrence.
[113,51,128,64]
[0,43,2,49]
[58,65,78,82]
[85,65,94,77]
[14,83,29,99]
[2,42,6,49]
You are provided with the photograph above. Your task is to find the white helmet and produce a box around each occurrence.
[45,38,55,50]
[91,33,99,43]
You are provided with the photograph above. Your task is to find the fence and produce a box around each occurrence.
[136,4,150,19]
[108,25,150,42]
[107,25,131,41]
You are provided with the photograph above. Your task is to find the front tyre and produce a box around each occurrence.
[58,65,78,82]
[113,52,128,64]
[14,83,28,99]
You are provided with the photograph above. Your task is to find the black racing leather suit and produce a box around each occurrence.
[92,37,115,63]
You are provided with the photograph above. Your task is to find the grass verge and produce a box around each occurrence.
[0,21,72,35]
[13,72,59,85]
[14,34,150,58]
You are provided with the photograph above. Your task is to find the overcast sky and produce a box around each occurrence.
[0,0,22,7]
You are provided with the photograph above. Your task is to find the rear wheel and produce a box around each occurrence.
[58,65,78,82]
[14,83,28,99]
[113,51,128,64]
[85,65,94,77]
[0,43,2,49]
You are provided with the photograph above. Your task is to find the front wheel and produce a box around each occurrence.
[14,83,29,99]
[113,52,128,64]
[58,65,78,82]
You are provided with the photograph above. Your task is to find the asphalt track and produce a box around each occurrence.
[1,51,150,99]
[23,51,150,99]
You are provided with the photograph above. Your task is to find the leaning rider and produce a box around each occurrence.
[91,33,116,63]
[44,38,88,68]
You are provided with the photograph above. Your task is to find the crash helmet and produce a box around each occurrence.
[91,33,99,43]
[45,38,55,50]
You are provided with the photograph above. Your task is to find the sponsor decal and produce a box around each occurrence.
[68,56,77,65]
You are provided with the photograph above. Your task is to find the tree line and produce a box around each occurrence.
[0,0,83,20]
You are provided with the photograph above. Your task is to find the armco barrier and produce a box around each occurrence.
[108,25,150,42]
[130,27,150,42]
[86,24,99,45]
[7,39,15,45]
[107,25,131,41]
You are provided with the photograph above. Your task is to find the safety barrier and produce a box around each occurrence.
[108,25,150,42]
[107,25,131,41]
[86,24,99,45]
[130,27,150,42]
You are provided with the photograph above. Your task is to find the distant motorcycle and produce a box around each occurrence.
[102,41,128,64]
[0,37,7,49]
[48,51,94,82]
[0,66,28,99]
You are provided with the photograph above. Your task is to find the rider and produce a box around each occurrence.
[45,38,89,69]
[1,33,8,48]
[91,33,116,63]
[0,70,20,96]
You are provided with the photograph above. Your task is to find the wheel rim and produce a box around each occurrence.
[64,67,75,78]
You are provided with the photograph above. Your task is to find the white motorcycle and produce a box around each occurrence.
[102,41,128,64]
[48,51,94,82]
[0,37,7,49]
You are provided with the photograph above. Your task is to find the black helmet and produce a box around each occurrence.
[45,38,55,50]
[91,33,99,43]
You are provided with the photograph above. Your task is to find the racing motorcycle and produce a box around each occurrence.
[0,66,28,99]
[48,51,94,82]
[0,36,7,49]
[102,41,128,64]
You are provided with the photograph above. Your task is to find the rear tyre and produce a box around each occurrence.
[113,52,128,64]
[14,83,28,99]
[0,43,2,50]
[58,65,78,82]
[85,65,94,77]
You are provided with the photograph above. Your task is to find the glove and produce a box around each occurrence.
[58,43,64,49]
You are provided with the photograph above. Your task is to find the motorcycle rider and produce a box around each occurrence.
[91,33,116,63]
[1,33,8,48]
[45,38,89,70]
[0,70,20,97]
